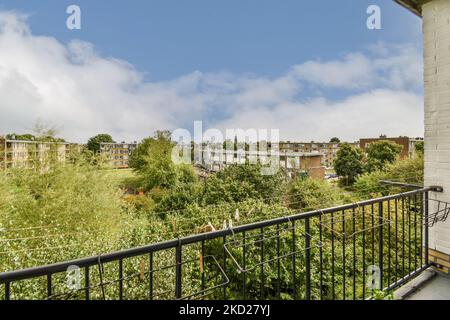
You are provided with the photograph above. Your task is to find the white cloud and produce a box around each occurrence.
[0,11,424,143]
[291,43,423,90]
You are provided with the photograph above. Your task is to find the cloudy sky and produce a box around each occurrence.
[0,1,423,143]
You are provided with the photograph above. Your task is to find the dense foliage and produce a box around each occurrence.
[0,142,425,300]
[365,140,403,172]
[334,143,365,185]
[86,134,115,153]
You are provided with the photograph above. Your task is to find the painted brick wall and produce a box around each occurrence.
[423,0,450,255]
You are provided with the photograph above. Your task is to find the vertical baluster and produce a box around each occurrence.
[331,212,335,300]
[425,192,429,266]
[47,274,52,300]
[371,203,375,270]
[408,196,412,275]
[387,200,391,289]
[276,224,281,300]
[362,206,366,299]
[5,282,10,301]
[341,210,346,300]
[305,218,311,301]
[292,220,296,300]
[402,196,405,277]
[201,240,205,296]
[420,193,423,267]
[149,252,153,300]
[175,244,182,299]
[85,266,90,300]
[260,227,264,300]
[414,193,418,271]
[378,201,383,290]
[222,236,227,299]
[242,231,246,300]
[119,259,123,300]
[319,214,324,301]
[352,207,356,300]
[395,198,398,284]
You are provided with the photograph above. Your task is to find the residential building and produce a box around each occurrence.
[359,135,423,159]
[279,141,359,168]
[100,142,137,169]
[0,138,77,170]
[195,147,325,180]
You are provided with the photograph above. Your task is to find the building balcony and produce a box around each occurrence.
[1,185,448,300]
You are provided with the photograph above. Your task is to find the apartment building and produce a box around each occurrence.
[100,142,137,169]
[279,141,359,168]
[280,152,325,180]
[195,147,325,180]
[359,135,423,159]
[0,138,76,170]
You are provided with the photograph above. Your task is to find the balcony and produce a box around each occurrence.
[0,184,448,300]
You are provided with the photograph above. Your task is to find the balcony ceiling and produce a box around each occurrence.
[394,0,432,17]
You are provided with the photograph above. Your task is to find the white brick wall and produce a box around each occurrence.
[423,0,450,255]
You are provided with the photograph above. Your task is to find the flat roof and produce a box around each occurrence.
[2,139,70,145]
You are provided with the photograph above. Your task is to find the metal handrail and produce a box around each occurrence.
[0,187,433,284]
[2,186,447,300]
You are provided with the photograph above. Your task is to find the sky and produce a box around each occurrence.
[0,0,424,143]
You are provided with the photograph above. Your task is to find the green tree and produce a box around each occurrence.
[287,178,348,211]
[86,134,115,153]
[330,137,340,143]
[334,143,365,185]
[414,141,424,156]
[200,164,286,205]
[354,153,424,198]
[129,131,172,171]
[366,140,403,172]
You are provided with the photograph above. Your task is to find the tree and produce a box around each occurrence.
[86,134,115,153]
[334,143,365,185]
[287,178,348,211]
[414,141,424,156]
[330,137,340,143]
[366,140,403,172]
[200,164,286,205]
[129,131,172,171]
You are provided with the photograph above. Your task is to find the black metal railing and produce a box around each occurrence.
[0,186,448,300]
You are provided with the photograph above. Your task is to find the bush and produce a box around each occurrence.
[0,161,139,273]
[287,178,350,211]
[353,155,424,198]
[200,164,286,206]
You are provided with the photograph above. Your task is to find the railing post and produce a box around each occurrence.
[47,274,52,300]
[5,282,10,300]
[305,217,311,300]
[378,201,383,290]
[175,242,182,299]
[425,192,429,266]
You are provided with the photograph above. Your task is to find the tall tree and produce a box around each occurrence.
[334,143,365,185]
[86,134,115,153]
[366,140,403,172]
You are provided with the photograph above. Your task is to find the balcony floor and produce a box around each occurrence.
[406,274,450,300]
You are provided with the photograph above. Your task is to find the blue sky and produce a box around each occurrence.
[0,0,421,80]
[0,1,424,142]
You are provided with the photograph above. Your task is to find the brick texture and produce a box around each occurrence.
[423,0,450,257]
